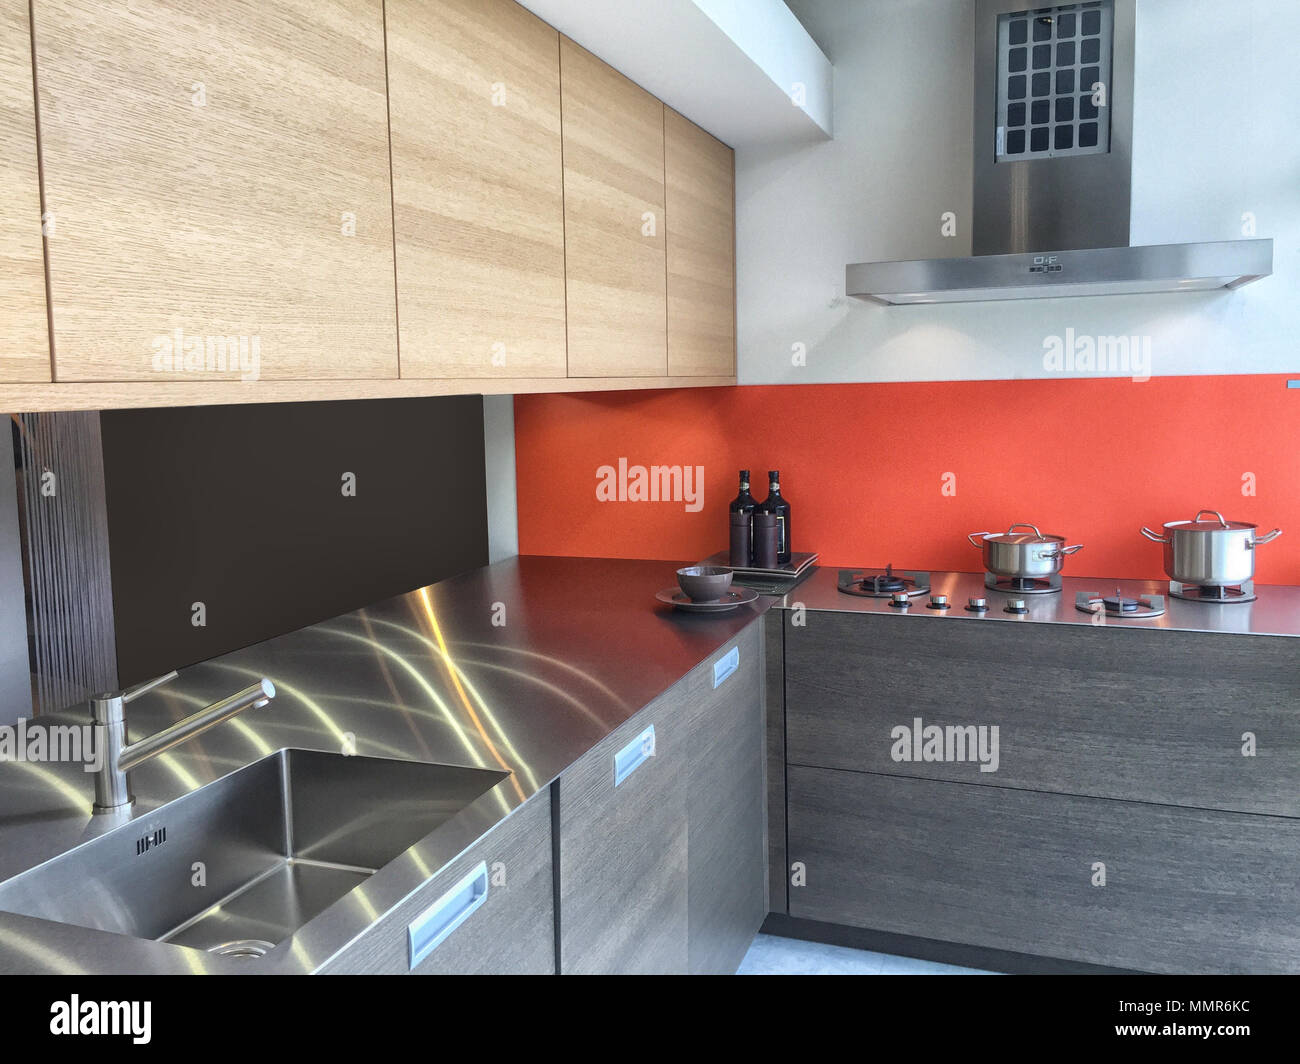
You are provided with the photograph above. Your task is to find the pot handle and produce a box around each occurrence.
[1140,526,1170,543]
[1194,509,1229,528]
[1249,528,1283,548]
[1036,543,1084,559]
[967,532,993,548]
[1008,522,1044,538]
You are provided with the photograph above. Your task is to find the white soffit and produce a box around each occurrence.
[517,0,833,147]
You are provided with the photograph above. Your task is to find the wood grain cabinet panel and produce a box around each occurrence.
[32,0,397,381]
[786,611,1300,817]
[686,627,765,974]
[559,37,666,378]
[0,0,49,381]
[558,683,688,974]
[788,766,1300,974]
[386,0,566,379]
[320,789,553,975]
[665,108,734,377]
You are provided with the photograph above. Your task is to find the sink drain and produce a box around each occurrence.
[207,939,275,959]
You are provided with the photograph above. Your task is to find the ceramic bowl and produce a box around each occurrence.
[675,565,733,602]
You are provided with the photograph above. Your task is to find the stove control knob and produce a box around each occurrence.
[966,596,988,612]
[928,594,949,609]
[889,591,911,608]
[1004,598,1029,614]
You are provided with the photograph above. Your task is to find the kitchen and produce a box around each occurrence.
[0,0,1295,1030]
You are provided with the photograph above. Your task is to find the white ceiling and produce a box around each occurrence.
[516,0,833,148]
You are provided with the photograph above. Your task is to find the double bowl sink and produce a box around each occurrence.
[0,749,507,960]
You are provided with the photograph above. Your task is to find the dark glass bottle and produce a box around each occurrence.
[729,470,757,520]
[757,470,792,565]
[728,470,757,565]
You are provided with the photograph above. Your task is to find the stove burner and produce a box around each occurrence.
[984,572,1062,595]
[1074,589,1166,619]
[864,567,906,593]
[837,565,931,599]
[1169,580,1257,604]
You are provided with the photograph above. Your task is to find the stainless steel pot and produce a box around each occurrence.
[1140,509,1282,586]
[966,523,1084,578]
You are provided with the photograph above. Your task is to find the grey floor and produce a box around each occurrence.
[738,933,994,975]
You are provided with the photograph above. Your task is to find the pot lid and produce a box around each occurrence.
[1168,518,1256,532]
[982,523,1062,544]
[1167,509,1256,532]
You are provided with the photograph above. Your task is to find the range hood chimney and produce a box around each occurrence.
[847,0,1272,305]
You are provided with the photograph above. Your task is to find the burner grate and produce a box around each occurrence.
[837,565,932,599]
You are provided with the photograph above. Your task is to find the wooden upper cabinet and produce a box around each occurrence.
[665,109,735,377]
[0,0,51,382]
[386,0,566,380]
[559,37,666,378]
[31,0,397,382]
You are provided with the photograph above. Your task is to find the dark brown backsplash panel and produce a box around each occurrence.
[101,396,488,687]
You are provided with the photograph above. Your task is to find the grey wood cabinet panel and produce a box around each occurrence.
[764,611,787,914]
[686,627,766,974]
[321,789,553,974]
[786,611,1300,816]
[787,765,1300,974]
[558,683,689,974]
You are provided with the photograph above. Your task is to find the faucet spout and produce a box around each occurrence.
[90,675,276,813]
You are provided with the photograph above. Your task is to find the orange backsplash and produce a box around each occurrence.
[514,376,1300,583]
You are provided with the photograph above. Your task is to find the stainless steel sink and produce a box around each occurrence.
[0,749,507,957]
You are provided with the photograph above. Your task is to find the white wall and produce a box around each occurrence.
[736,0,1299,383]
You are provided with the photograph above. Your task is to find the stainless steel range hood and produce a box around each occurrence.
[847,0,1273,306]
[847,240,1274,305]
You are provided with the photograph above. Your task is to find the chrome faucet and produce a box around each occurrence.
[89,672,276,813]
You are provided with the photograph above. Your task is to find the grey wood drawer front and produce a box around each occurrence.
[321,789,553,975]
[786,611,1300,816]
[558,678,689,974]
[787,765,1300,974]
[686,626,766,973]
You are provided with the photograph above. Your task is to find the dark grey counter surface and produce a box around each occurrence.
[777,567,1300,637]
[0,556,768,974]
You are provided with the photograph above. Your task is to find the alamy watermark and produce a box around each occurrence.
[596,459,704,513]
[890,716,1000,773]
[0,718,103,773]
[151,327,261,381]
[1043,327,1151,382]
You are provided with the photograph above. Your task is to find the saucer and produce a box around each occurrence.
[655,586,759,613]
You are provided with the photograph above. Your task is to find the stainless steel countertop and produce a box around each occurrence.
[0,556,768,974]
[777,567,1300,636]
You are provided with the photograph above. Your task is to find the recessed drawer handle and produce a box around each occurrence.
[614,724,656,786]
[713,646,740,688]
[407,860,489,970]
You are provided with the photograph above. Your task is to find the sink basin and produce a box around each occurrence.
[0,749,507,957]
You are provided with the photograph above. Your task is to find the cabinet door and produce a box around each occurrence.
[686,628,765,973]
[787,765,1300,974]
[33,0,397,381]
[0,0,49,382]
[559,37,666,378]
[786,611,1300,817]
[320,790,554,975]
[558,690,687,973]
[665,108,735,377]
[386,0,566,379]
